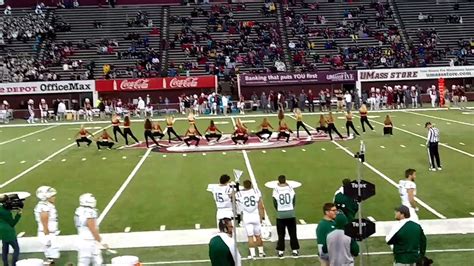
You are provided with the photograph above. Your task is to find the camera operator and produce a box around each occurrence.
[0,194,22,266]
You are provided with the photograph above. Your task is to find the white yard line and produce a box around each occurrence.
[332,141,447,219]
[139,248,474,264]
[97,148,152,225]
[231,116,272,225]
[405,111,474,127]
[16,217,474,252]
[288,115,447,219]
[358,115,474,158]
[0,126,111,189]
[0,125,57,145]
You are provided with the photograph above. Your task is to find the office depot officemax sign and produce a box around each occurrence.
[0,80,95,95]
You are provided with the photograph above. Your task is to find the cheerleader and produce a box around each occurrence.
[359,104,374,132]
[345,111,360,138]
[184,124,201,147]
[276,119,293,143]
[111,114,125,142]
[39,99,48,123]
[84,98,93,122]
[123,115,140,146]
[383,115,393,136]
[152,121,165,140]
[27,99,35,123]
[165,116,183,143]
[144,119,160,148]
[232,118,248,145]
[188,113,202,135]
[326,112,344,140]
[205,120,222,142]
[96,129,114,150]
[316,114,328,134]
[294,108,311,139]
[75,125,93,147]
[255,118,273,141]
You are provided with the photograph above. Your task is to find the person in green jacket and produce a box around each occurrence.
[0,194,22,266]
[386,205,427,266]
[209,218,241,266]
[334,178,359,222]
[316,203,337,266]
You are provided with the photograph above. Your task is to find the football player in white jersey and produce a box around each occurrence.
[272,175,299,258]
[398,169,419,221]
[74,193,107,266]
[34,186,60,263]
[212,174,234,225]
[236,180,266,259]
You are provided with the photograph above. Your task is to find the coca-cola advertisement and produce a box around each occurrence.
[95,76,216,92]
[240,71,357,86]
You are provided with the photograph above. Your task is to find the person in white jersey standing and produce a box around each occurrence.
[236,180,266,259]
[34,186,60,263]
[272,175,299,258]
[211,174,235,226]
[398,169,419,221]
[74,193,108,266]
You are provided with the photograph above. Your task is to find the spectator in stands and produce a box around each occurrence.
[4,6,12,16]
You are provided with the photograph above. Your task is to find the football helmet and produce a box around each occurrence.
[36,186,57,201]
[79,193,96,208]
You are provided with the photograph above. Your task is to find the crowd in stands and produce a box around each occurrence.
[170,1,284,78]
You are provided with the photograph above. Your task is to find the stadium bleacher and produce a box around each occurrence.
[0,0,472,82]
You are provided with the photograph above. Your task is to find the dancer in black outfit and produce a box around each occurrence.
[96,129,115,150]
[205,120,222,142]
[326,112,344,140]
[111,114,125,142]
[255,118,273,141]
[165,116,183,143]
[294,108,311,139]
[383,115,393,135]
[144,119,160,148]
[123,115,140,145]
[359,104,374,132]
[316,115,328,134]
[75,125,93,147]
[184,124,201,147]
[345,111,360,138]
[276,119,293,143]
[152,121,165,139]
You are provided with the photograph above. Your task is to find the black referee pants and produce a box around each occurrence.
[428,142,441,168]
[276,217,300,251]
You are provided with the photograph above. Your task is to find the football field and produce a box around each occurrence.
[0,107,473,264]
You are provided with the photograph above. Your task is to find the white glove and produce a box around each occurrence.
[415,207,419,212]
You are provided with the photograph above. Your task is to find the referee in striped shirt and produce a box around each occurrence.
[425,122,442,171]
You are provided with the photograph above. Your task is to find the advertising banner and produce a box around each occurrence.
[358,66,474,82]
[0,80,95,95]
[95,76,216,92]
[240,71,357,86]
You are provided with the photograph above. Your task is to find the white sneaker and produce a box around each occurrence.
[437,167,442,171]
[429,168,437,171]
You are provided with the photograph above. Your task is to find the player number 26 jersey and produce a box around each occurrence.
[212,185,233,209]
[236,189,261,214]
[272,186,295,212]
[74,206,98,240]
[34,201,59,233]
[398,180,416,206]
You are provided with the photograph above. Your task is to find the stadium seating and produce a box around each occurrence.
[0,1,472,82]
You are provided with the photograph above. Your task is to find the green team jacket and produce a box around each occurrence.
[316,219,336,251]
[387,221,427,264]
[334,192,358,222]
[0,205,21,242]
[209,235,235,266]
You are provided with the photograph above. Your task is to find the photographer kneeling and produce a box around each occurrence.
[0,194,22,266]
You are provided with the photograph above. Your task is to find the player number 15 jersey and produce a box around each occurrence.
[212,185,232,209]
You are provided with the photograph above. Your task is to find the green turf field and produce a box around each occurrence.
[0,107,473,264]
